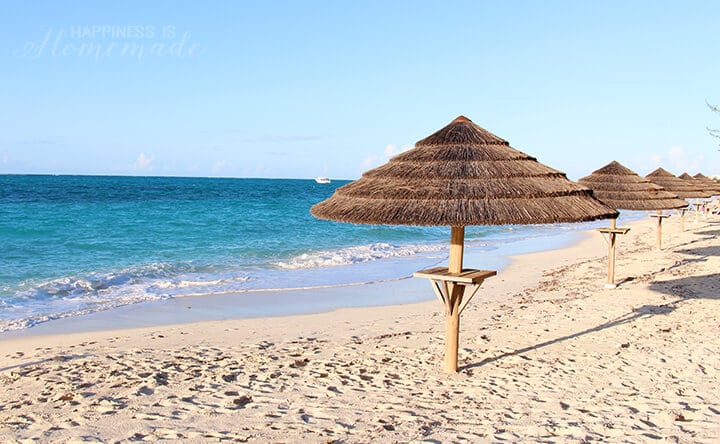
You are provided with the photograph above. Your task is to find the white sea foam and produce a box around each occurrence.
[0,289,171,332]
[272,242,447,270]
[0,263,253,332]
[1,241,460,332]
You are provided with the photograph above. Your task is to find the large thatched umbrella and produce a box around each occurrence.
[578,161,687,285]
[311,116,617,372]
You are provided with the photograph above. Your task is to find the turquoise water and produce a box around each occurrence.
[0,175,629,331]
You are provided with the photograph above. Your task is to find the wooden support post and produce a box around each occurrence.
[680,208,686,232]
[449,226,464,273]
[445,283,463,373]
[607,218,617,287]
[649,212,669,250]
[414,267,496,374]
[598,219,629,289]
[656,210,663,250]
[446,226,464,373]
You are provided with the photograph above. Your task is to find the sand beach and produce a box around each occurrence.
[2,214,720,442]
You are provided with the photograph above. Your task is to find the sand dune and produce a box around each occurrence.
[2,215,720,442]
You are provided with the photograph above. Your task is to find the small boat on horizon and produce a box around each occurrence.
[315,176,331,184]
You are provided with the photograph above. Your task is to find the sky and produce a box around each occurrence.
[1,0,719,180]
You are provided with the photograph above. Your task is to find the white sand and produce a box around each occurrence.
[2,214,720,442]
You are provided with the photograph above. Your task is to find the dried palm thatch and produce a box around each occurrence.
[701,173,720,183]
[646,168,711,199]
[693,173,720,195]
[311,116,617,225]
[680,173,720,196]
[677,173,714,198]
[578,161,687,211]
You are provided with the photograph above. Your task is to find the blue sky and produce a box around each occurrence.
[1,1,719,180]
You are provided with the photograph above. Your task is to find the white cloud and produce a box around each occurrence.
[361,155,380,170]
[389,143,413,158]
[184,164,201,174]
[668,146,686,159]
[359,143,412,173]
[212,160,228,173]
[240,163,270,177]
[664,146,705,174]
[134,152,154,170]
[384,143,398,158]
[637,146,708,176]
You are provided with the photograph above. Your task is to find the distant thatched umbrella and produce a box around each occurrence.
[646,167,711,237]
[678,173,715,198]
[677,173,715,222]
[693,173,720,195]
[579,162,688,211]
[646,167,710,199]
[311,116,617,372]
[578,161,687,285]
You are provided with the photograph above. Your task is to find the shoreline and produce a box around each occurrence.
[3,213,719,442]
[0,216,605,340]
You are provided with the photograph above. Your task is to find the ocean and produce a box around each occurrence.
[0,175,634,332]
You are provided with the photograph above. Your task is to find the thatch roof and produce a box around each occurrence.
[693,173,720,195]
[677,172,714,198]
[646,168,711,199]
[311,116,618,226]
[578,161,687,211]
[693,172,718,182]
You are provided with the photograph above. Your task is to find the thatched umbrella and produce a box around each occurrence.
[677,173,715,220]
[693,173,720,196]
[698,173,720,214]
[646,167,709,199]
[580,162,688,211]
[678,173,715,199]
[578,161,687,285]
[646,167,711,235]
[311,116,617,372]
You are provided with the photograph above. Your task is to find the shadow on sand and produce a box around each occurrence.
[462,302,677,371]
[693,229,720,238]
[462,239,720,371]
[676,245,720,258]
[647,273,720,301]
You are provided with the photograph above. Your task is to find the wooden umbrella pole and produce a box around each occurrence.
[656,210,663,250]
[607,218,617,287]
[449,226,464,273]
[445,226,465,372]
[680,209,685,231]
[445,283,463,372]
